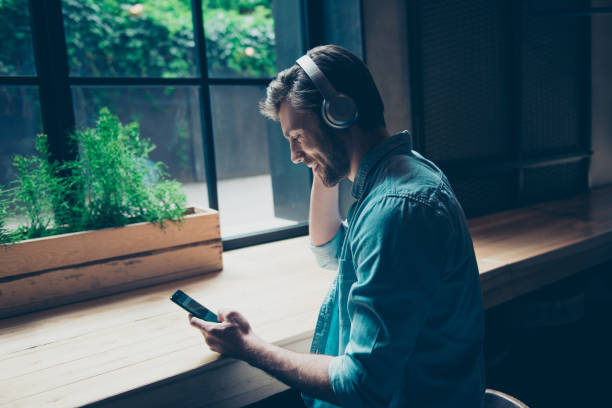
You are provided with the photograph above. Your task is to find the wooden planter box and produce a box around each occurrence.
[0,207,222,318]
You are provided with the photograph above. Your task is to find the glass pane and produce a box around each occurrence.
[72,86,207,208]
[211,85,310,237]
[203,0,276,78]
[62,0,196,77]
[0,0,36,76]
[0,87,41,187]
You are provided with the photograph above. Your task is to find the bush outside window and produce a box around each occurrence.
[0,0,310,242]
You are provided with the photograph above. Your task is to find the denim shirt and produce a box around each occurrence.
[303,131,485,408]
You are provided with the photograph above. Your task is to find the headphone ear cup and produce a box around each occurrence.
[322,94,358,129]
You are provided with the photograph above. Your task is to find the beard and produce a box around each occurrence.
[316,131,351,187]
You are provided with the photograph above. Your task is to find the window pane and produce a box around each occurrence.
[72,86,207,208]
[0,0,36,76]
[62,0,196,77]
[203,0,276,78]
[210,85,310,237]
[0,87,41,186]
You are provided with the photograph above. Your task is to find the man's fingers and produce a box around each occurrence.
[219,309,251,332]
[190,316,215,332]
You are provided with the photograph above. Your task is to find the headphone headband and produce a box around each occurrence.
[296,55,337,101]
[296,53,358,130]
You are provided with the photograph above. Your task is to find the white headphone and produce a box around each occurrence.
[296,54,358,129]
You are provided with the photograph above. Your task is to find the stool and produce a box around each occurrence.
[484,389,529,408]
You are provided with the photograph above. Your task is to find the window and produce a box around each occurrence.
[0,0,311,248]
[0,0,41,231]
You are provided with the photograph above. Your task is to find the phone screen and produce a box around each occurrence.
[170,290,218,322]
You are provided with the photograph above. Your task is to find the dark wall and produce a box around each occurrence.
[363,0,592,219]
[590,0,612,188]
[362,0,412,136]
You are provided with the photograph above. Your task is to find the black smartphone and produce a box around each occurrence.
[170,290,218,323]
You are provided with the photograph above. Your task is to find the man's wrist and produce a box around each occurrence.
[312,170,335,189]
[242,334,272,368]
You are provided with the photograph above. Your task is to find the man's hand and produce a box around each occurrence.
[188,309,263,362]
[188,308,338,404]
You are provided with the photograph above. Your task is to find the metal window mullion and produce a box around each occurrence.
[300,0,311,51]
[66,77,271,87]
[192,0,219,210]
[223,223,309,251]
[299,0,313,187]
[0,76,39,86]
[28,0,75,164]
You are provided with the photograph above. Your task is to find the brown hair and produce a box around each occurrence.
[259,44,385,130]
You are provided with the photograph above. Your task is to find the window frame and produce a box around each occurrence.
[0,0,316,251]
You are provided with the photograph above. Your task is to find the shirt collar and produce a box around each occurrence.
[351,130,413,200]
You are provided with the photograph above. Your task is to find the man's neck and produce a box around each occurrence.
[347,126,391,182]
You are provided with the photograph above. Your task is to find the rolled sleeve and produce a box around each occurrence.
[309,221,347,270]
[329,197,449,407]
[329,353,369,407]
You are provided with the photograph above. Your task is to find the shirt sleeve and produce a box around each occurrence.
[309,220,347,271]
[328,196,449,407]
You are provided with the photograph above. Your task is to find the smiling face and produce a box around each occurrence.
[279,100,350,187]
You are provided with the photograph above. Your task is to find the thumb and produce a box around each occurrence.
[220,309,251,332]
[190,315,214,332]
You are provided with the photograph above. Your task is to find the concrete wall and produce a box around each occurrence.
[590,2,612,188]
[361,0,412,136]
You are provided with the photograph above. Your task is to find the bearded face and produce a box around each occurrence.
[279,100,351,187]
[313,129,350,187]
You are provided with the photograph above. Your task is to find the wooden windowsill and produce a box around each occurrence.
[1,186,612,407]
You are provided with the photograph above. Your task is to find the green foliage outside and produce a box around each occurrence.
[0,0,276,78]
[203,0,276,77]
[0,108,187,244]
[0,0,35,75]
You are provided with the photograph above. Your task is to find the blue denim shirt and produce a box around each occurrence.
[303,131,485,407]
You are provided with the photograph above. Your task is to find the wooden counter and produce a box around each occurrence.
[1,186,611,407]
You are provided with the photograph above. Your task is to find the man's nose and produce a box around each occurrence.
[290,141,303,164]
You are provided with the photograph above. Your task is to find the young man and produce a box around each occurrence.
[189,45,485,407]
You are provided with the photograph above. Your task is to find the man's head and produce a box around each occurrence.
[260,45,385,187]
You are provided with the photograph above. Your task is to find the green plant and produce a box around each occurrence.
[2,134,67,241]
[0,108,187,244]
[0,196,10,245]
[75,107,186,229]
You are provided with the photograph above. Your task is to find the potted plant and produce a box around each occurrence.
[0,108,222,318]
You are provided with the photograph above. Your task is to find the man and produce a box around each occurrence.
[189,44,485,407]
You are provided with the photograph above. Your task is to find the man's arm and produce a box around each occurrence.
[328,197,447,407]
[189,311,339,405]
[248,339,338,404]
[309,169,341,246]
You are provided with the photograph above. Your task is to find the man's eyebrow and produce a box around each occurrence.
[283,127,298,139]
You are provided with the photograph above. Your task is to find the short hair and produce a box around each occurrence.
[259,44,385,130]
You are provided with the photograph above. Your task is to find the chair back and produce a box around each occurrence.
[484,389,529,408]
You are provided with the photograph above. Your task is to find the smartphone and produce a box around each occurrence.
[170,289,218,323]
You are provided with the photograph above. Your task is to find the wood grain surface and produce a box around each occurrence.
[0,208,222,318]
[1,187,611,407]
[0,207,219,278]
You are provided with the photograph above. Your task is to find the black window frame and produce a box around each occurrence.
[1,0,322,251]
